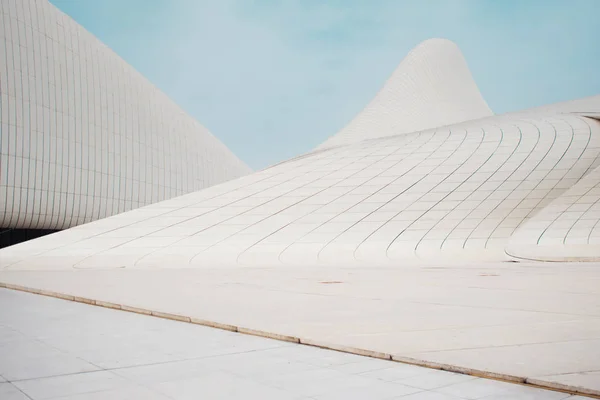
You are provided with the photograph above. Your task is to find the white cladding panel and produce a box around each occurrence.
[1,12,599,265]
[2,112,599,268]
[0,0,250,230]
[317,39,493,149]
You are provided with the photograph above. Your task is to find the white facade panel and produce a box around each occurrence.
[507,161,600,261]
[0,0,251,230]
[2,110,599,268]
[317,39,493,149]
[1,23,599,266]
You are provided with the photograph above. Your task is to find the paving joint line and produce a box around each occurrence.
[1,281,598,399]
[3,345,288,385]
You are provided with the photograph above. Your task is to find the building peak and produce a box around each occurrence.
[317,38,492,149]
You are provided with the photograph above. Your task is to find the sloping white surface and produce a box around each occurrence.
[507,163,600,261]
[1,32,600,266]
[521,95,600,117]
[2,112,599,269]
[0,0,250,230]
[1,30,600,398]
[2,280,598,398]
[317,38,493,149]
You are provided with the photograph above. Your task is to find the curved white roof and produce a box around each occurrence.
[317,38,493,149]
[0,0,250,231]
[1,30,599,266]
[506,162,600,262]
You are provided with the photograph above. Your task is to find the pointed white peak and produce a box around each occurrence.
[318,38,493,149]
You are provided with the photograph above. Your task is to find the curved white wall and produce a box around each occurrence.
[506,162,600,262]
[3,111,599,269]
[1,37,599,268]
[317,38,493,149]
[0,0,250,230]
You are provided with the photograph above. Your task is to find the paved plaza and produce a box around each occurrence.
[0,288,595,400]
[1,1,600,399]
[1,261,599,397]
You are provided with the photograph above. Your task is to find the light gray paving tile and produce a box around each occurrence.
[261,367,351,397]
[0,288,591,400]
[393,391,464,400]
[329,357,397,374]
[47,385,172,400]
[0,351,100,381]
[12,370,131,400]
[359,364,434,382]
[65,345,182,370]
[435,378,569,400]
[476,382,576,400]
[0,383,30,400]
[297,350,373,368]
[0,337,65,360]
[167,340,291,361]
[261,344,334,360]
[477,393,573,400]
[0,326,25,346]
[397,369,477,390]
[312,376,421,399]
[208,351,318,378]
[434,379,516,399]
[530,371,600,394]
[111,358,218,385]
[152,370,302,400]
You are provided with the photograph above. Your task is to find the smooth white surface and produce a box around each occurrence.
[0,0,250,230]
[0,288,591,400]
[317,38,493,149]
[2,29,599,264]
[1,261,600,395]
[507,163,600,261]
[1,7,600,397]
[2,112,599,267]
[0,2,598,262]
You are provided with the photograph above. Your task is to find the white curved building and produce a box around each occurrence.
[0,0,250,231]
[1,18,599,264]
[318,38,493,149]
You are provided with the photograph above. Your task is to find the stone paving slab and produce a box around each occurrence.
[3,288,592,400]
[529,372,600,395]
[1,262,599,396]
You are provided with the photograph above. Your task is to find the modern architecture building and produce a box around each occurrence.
[1,0,599,265]
[2,2,600,397]
[0,0,251,241]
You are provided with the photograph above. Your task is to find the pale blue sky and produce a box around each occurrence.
[51,0,600,169]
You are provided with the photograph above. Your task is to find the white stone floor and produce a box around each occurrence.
[2,262,600,395]
[0,289,593,400]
